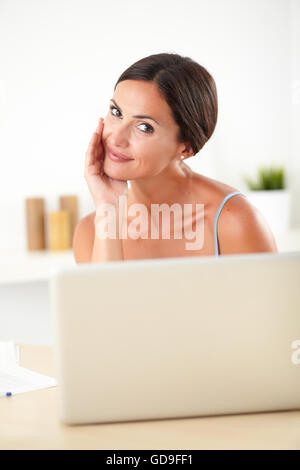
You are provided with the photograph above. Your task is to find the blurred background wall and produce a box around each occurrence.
[0,0,299,252]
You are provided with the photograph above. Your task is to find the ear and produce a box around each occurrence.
[179,142,194,160]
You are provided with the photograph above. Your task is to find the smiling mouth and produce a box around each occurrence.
[107,147,134,163]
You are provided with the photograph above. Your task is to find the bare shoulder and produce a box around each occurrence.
[190,171,278,255]
[72,211,96,263]
[215,188,278,255]
[190,171,240,199]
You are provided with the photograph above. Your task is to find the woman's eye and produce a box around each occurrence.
[109,105,154,134]
[138,123,154,134]
[110,105,121,117]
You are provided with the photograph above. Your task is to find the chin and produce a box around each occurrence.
[103,160,131,181]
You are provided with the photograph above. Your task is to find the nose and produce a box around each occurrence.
[111,121,130,148]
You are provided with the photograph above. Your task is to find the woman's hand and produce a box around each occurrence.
[84,117,129,208]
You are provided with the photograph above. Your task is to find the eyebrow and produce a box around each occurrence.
[110,99,161,126]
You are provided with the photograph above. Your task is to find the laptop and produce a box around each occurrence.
[50,251,300,425]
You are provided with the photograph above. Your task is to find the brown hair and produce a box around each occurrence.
[114,52,218,155]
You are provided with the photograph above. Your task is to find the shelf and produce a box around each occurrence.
[275,227,300,252]
[0,250,75,285]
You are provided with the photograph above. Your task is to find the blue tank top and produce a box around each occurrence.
[214,191,247,257]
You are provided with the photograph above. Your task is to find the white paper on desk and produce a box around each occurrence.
[0,365,56,395]
[0,341,19,368]
[0,341,56,395]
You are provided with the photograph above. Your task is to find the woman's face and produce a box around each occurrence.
[102,79,188,181]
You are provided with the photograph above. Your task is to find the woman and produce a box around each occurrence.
[74,52,278,263]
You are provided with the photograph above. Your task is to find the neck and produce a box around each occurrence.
[127,160,193,208]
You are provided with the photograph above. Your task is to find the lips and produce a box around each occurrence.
[107,146,133,162]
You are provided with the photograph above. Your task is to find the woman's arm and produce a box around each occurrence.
[75,116,128,263]
[217,195,278,255]
[91,209,124,262]
[72,209,124,263]
[72,213,95,263]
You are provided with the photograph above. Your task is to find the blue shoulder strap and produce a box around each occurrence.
[214,191,247,257]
